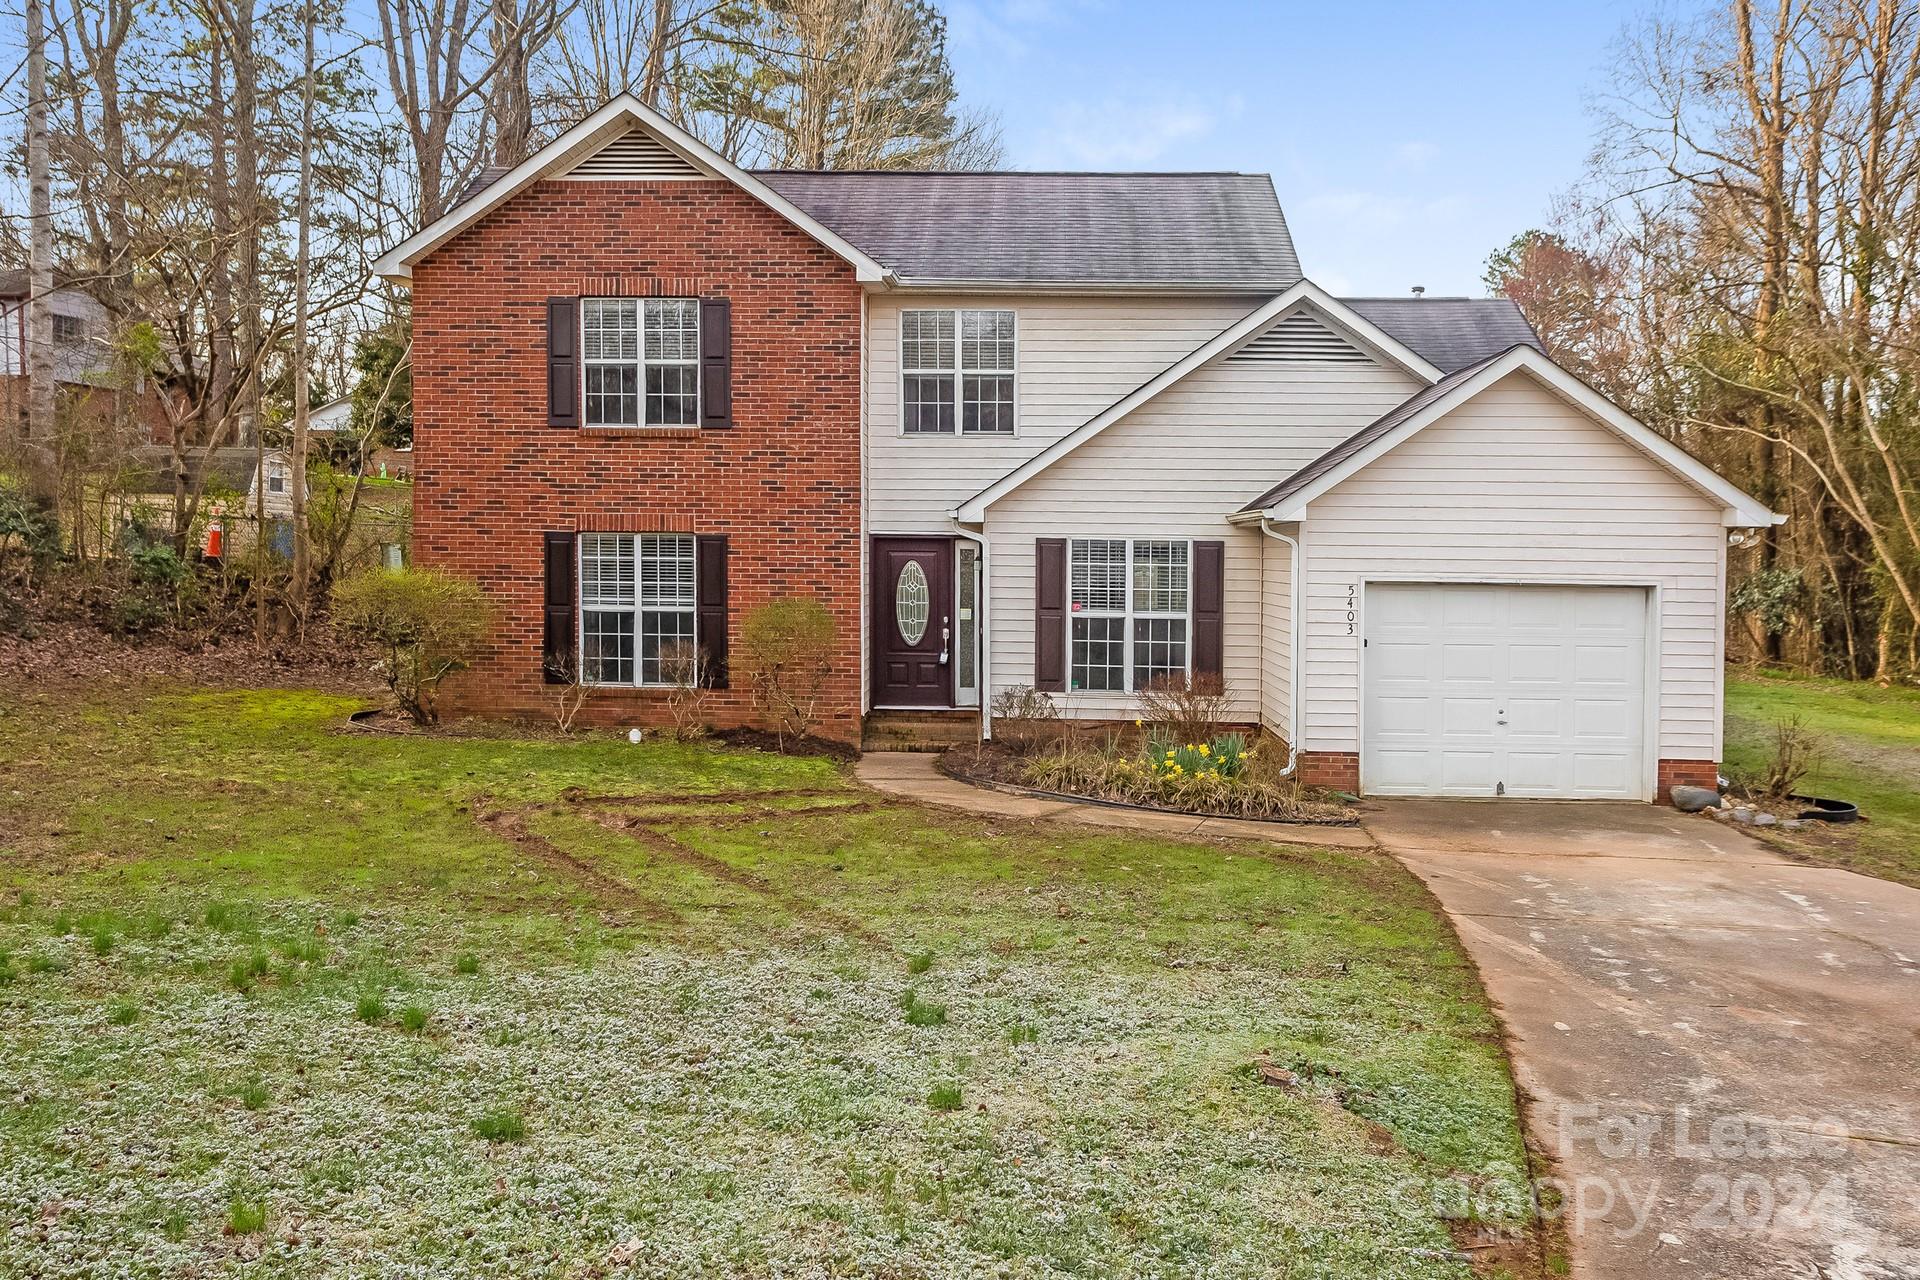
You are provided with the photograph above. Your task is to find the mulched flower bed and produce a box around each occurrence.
[942,742,1359,826]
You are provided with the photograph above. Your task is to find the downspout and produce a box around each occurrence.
[953,525,991,741]
[1258,518,1301,779]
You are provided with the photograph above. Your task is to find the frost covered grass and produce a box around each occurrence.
[0,685,1533,1278]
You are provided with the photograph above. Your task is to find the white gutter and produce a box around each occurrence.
[953,526,991,741]
[1258,518,1302,779]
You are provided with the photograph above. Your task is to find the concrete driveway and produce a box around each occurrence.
[1364,800,1920,1280]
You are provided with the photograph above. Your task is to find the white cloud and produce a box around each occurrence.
[1028,93,1242,169]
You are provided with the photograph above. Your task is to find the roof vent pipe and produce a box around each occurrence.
[1410,285,1426,297]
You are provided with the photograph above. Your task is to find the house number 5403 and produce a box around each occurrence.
[1345,584,1357,635]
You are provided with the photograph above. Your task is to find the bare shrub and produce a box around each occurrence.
[1756,715,1823,797]
[989,684,1061,753]
[1135,672,1233,745]
[548,656,593,735]
[661,644,712,741]
[738,598,836,751]
[332,567,491,725]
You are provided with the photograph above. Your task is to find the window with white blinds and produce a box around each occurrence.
[580,533,697,685]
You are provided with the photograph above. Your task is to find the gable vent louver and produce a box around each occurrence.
[1230,310,1374,364]
[561,130,704,180]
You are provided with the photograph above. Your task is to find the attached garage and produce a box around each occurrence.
[1362,583,1650,799]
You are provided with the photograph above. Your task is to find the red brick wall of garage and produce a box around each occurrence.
[409,178,864,742]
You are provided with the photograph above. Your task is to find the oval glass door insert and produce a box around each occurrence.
[896,560,930,645]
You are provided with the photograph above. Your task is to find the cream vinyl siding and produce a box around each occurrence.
[866,293,1261,531]
[985,354,1421,720]
[1259,532,1293,741]
[1301,370,1727,766]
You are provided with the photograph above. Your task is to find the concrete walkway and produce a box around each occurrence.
[1365,799,1920,1280]
[853,751,1375,848]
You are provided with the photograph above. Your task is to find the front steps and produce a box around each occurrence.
[862,708,981,753]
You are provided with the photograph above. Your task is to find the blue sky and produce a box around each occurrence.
[944,1,1650,296]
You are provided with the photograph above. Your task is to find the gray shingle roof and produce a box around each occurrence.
[1238,347,1520,514]
[1341,297,1544,373]
[754,171,1301,289]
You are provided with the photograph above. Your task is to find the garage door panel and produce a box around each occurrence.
[1363,584,1649,800]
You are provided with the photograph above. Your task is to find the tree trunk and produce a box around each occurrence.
[24,0,59,514]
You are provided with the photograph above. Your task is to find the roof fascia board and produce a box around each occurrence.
[372,94,892,284]
[870,279,1293,295]
[1257,348,1783,527]
[953,281,1444,521]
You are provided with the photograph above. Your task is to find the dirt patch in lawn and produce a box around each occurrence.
[472,798,676,924]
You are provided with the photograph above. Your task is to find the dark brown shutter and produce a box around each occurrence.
[699,298,732,429]
[1192,539,1225,679]
[1034,537,1067,692]
[696,535,728,688]
[546,298,579,428]
[542,530,577,682]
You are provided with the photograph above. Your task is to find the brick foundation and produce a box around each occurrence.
[410,178,865,744]
[1656,758,1721,801]
[1297,750,1360,792]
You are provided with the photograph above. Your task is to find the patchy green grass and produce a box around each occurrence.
[1726,674,1920,887]
[0,684,1530,1278]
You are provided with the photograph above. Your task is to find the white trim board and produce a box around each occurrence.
[951,281,1446,523]
[1237,345,1782,529]
[372,94,893,285]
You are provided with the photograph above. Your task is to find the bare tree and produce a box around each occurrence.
[24,0,59,511]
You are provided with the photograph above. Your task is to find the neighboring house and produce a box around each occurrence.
[375,95,1780,800]
[0,269,115,387]
[308,395,354,434]
[116,445,299,553]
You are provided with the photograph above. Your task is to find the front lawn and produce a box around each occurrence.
[1726,673,1920,888]
[0,685,1532,1278]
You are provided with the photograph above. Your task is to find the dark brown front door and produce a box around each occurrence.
[871,537,953,707]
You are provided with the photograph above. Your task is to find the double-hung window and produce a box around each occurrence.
[901,309,1015,434]
[582,298,699,427]
[1069,538,1190,692]
[579,533,697,686]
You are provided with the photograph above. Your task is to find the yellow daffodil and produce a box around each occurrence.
[1197,744,1210,757]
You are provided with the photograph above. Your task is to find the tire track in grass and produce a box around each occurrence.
[472,798,677,923]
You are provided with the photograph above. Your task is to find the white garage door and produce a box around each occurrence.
[1363,584,1650,799]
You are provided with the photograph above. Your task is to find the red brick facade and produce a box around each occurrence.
[1656,758,1721,800]
[410,179,865,742]
[1297,751,1360,792]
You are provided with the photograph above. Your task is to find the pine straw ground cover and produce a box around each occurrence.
[0,686,1537,1279]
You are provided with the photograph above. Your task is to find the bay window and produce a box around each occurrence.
[902,308,1015,434]
[579,533,697,685]
[1069,538,1190,692]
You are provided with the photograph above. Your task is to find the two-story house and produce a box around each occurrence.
[376,96,1778,800]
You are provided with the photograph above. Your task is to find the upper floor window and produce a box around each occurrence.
[52,313,86,344]
[266,463,288,494]
[582,298,699,427]
[902,309,1015,435]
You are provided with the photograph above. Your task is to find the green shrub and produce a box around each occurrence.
[332,567,492,725]
[736,597,837,750]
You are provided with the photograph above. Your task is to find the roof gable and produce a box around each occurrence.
[1233,345,1781,528]
[953,282,1442,521]
[372,96,891,284]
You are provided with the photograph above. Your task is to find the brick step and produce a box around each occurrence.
[862,710,980,753]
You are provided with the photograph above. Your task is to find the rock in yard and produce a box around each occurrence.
[1753,812,1778,827]
[1730,807,1757,825]
[1782,818,1810,831]
[1671,785,1722,812]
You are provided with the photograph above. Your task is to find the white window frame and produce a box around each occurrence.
[577,533,699,687]
[581,297,701,429]
[265,462,288,494]
[1067,537,1192,694]
[899,308,1017,436]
